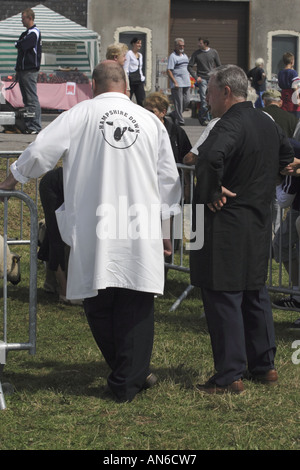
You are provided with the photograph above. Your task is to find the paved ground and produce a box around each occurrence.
[181,110,205,147]
[0,114,57,153]
[0,108,204,154]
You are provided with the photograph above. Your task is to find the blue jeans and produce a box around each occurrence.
[18,70,41,132]
[198,78,210,123]
[255,91,265,108]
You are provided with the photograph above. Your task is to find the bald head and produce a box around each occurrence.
[92,60,127,96]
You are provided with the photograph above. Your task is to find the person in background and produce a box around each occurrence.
[262,88,300,235]
[188,37,221,125]
[247,58,267,108]
[262,89,299,138]
[15,7,42,134]
[124,37,145,106]
[106,43,130,96]
[167,38,191,126]
[144,92,191,268]
[272,171,300,321]
[278,52,300,118]
[144,92,191,165]
[271,137,300,332]
[38,167,83,306]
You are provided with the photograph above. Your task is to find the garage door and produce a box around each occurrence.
[170,0,249,71]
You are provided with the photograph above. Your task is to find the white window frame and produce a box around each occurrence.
[267,30,300,79]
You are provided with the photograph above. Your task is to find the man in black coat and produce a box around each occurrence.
[190,65,295,394]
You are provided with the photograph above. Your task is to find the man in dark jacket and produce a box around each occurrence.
[15,8,42,134]
[262,89,299,138]
[191,65,295,394]
[247,58,267,108]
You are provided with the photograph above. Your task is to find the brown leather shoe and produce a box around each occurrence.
[251,369,278,384]
[196,378,244,394]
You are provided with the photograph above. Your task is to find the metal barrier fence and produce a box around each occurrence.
[0,158,298,407]
[0,189,38,410]
[165,163,195,311]
[268,205,300,297]
[0,152,39,240]
[166,164,300,311]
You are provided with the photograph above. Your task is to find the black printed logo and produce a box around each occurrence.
[99,110,140,149]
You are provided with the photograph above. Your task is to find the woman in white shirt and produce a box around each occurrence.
[124,37,145,106]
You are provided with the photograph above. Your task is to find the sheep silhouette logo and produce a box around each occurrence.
[100,114,140,149]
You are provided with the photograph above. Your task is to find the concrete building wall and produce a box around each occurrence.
[87,0,170,92]
[3,0,300,91]
[0,0,87,26]
[249,0,300,78]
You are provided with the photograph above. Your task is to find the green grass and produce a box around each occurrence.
[0,254,299,451]
[0,172,299,450]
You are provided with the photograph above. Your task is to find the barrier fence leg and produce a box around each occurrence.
[0,190,38,410]
[169,285,194,312]
[0,364,6,410]
[0,383,6,410]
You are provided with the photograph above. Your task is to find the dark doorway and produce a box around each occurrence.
[170,0,250,72]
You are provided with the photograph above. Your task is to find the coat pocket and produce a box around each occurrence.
[55,203,74,247]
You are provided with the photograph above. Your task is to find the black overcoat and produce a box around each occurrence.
[190,101,294,291]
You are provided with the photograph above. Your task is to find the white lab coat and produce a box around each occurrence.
[11,92,181,299]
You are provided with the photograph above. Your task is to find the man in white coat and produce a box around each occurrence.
[0,61,181,402]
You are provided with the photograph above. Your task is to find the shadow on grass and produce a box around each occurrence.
[2,286,84,311]
[274,320,300,341]
[2,359,202,403]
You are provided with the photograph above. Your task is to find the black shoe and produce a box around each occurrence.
[3,127,22,134]
[290,317,300,329]
[23,129,39,135]
[103,373,158,403]
[272,296,300,312]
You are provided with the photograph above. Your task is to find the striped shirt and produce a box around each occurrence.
[167,51,191,88]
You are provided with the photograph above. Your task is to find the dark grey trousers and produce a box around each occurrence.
[201,285,276,386]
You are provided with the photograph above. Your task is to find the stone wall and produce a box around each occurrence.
[88,0,170,92]
[249,0,300,77]
[0,1,87,26]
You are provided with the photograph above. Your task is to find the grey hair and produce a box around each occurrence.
[174,38,184,45]
[255,57,264,67]
[262,94,281,105]
[209,64,248,99]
